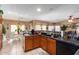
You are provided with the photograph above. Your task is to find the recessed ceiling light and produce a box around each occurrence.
[37,8,41,12]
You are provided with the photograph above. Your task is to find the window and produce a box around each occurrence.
[11,25,17,32]
[35,25,41,30]
[20,25,25,31]
[30,24,33,31]
[55,25,61,32]
[48,26,54,31]
[42,25,46,31]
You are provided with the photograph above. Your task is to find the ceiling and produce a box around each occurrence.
[1,4,79,22]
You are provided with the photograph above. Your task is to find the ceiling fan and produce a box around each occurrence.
[68,15,79,23]
[68,16,74,23]
[69,15,79,19]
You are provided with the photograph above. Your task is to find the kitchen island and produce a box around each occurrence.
[24,35,79,55]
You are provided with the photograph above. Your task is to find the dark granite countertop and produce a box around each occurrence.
[50,37,79,46]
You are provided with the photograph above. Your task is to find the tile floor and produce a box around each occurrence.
[0,35,49,55]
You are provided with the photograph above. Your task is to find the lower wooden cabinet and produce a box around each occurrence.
[47,39,56,55]
[24,35,56,55]
[33,36,40,48]
[0,35,2,50]
[41,36,47,51]
[25,36,33,51]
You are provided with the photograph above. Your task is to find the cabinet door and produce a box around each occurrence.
[0,35,2,50]
[25,36,33,51]
[47,39,56,55]
[33,36,40,48]
[41,36,47,51]
[0,24,2,50]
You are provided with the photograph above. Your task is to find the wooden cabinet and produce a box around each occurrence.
[33,36,40,48]
[0,15,3,50]
[0,16,3,24]
[40,36,56,55]
[24,35,56,55]
[41,36,47,51]
[25,36,40,51]
[0,35,2,50]
[47,38,56,55]
[25,36,33,51]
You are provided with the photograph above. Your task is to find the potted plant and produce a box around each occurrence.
[61,25,68,38]
[0,10,4,15]
[0,10,4,34]
[15,25,22,41]
[2,25,6,35]
[15,25,22,34]
[2,24,6,41]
